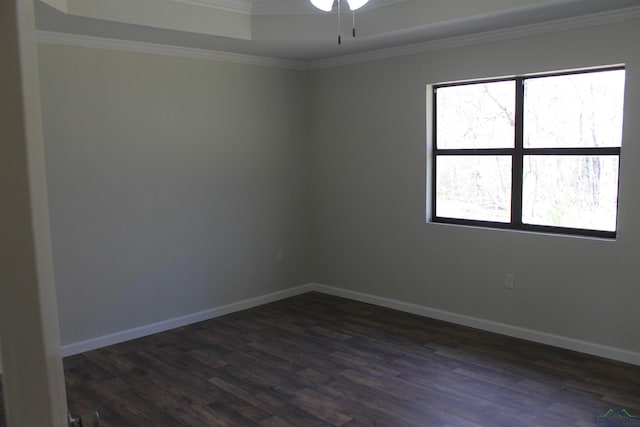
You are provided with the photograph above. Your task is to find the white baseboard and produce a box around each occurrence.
[62,281,640,366]
[307,283,640,366]
[61,284,314,357]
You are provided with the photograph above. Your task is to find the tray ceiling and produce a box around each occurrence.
[35,0,640,63]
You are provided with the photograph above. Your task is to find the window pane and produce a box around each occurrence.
[524,70,625,148]
[522,155,619,231]
[436,81,515,149]
[436,155,512,222]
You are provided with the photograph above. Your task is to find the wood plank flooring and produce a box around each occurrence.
[1,291,640,426]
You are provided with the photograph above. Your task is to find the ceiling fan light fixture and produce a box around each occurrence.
[309,0,371,44]
[310,0,334,12]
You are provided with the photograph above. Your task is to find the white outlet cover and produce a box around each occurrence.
[505,273,515,289]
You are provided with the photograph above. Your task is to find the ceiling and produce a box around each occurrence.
[35,0,640,64]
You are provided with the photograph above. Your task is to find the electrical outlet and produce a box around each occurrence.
[505,273,515,290]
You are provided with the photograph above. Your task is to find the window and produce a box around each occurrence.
[431,67,625,238]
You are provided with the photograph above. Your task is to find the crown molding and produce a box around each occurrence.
[309,5,640,69]
[170,0,252,14]
[36,31,308,70]
[35,5,640,71]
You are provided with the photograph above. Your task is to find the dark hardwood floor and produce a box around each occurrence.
[2,291,640,426]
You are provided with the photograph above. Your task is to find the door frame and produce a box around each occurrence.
[0,0,69,426]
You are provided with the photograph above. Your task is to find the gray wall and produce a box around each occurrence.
[38,17,640,356]
[309,19,640,353]
[38,44,311,345]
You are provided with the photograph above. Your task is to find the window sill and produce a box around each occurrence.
[426,220,617,242]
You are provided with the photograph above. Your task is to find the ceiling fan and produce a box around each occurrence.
[309,0,371,44]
